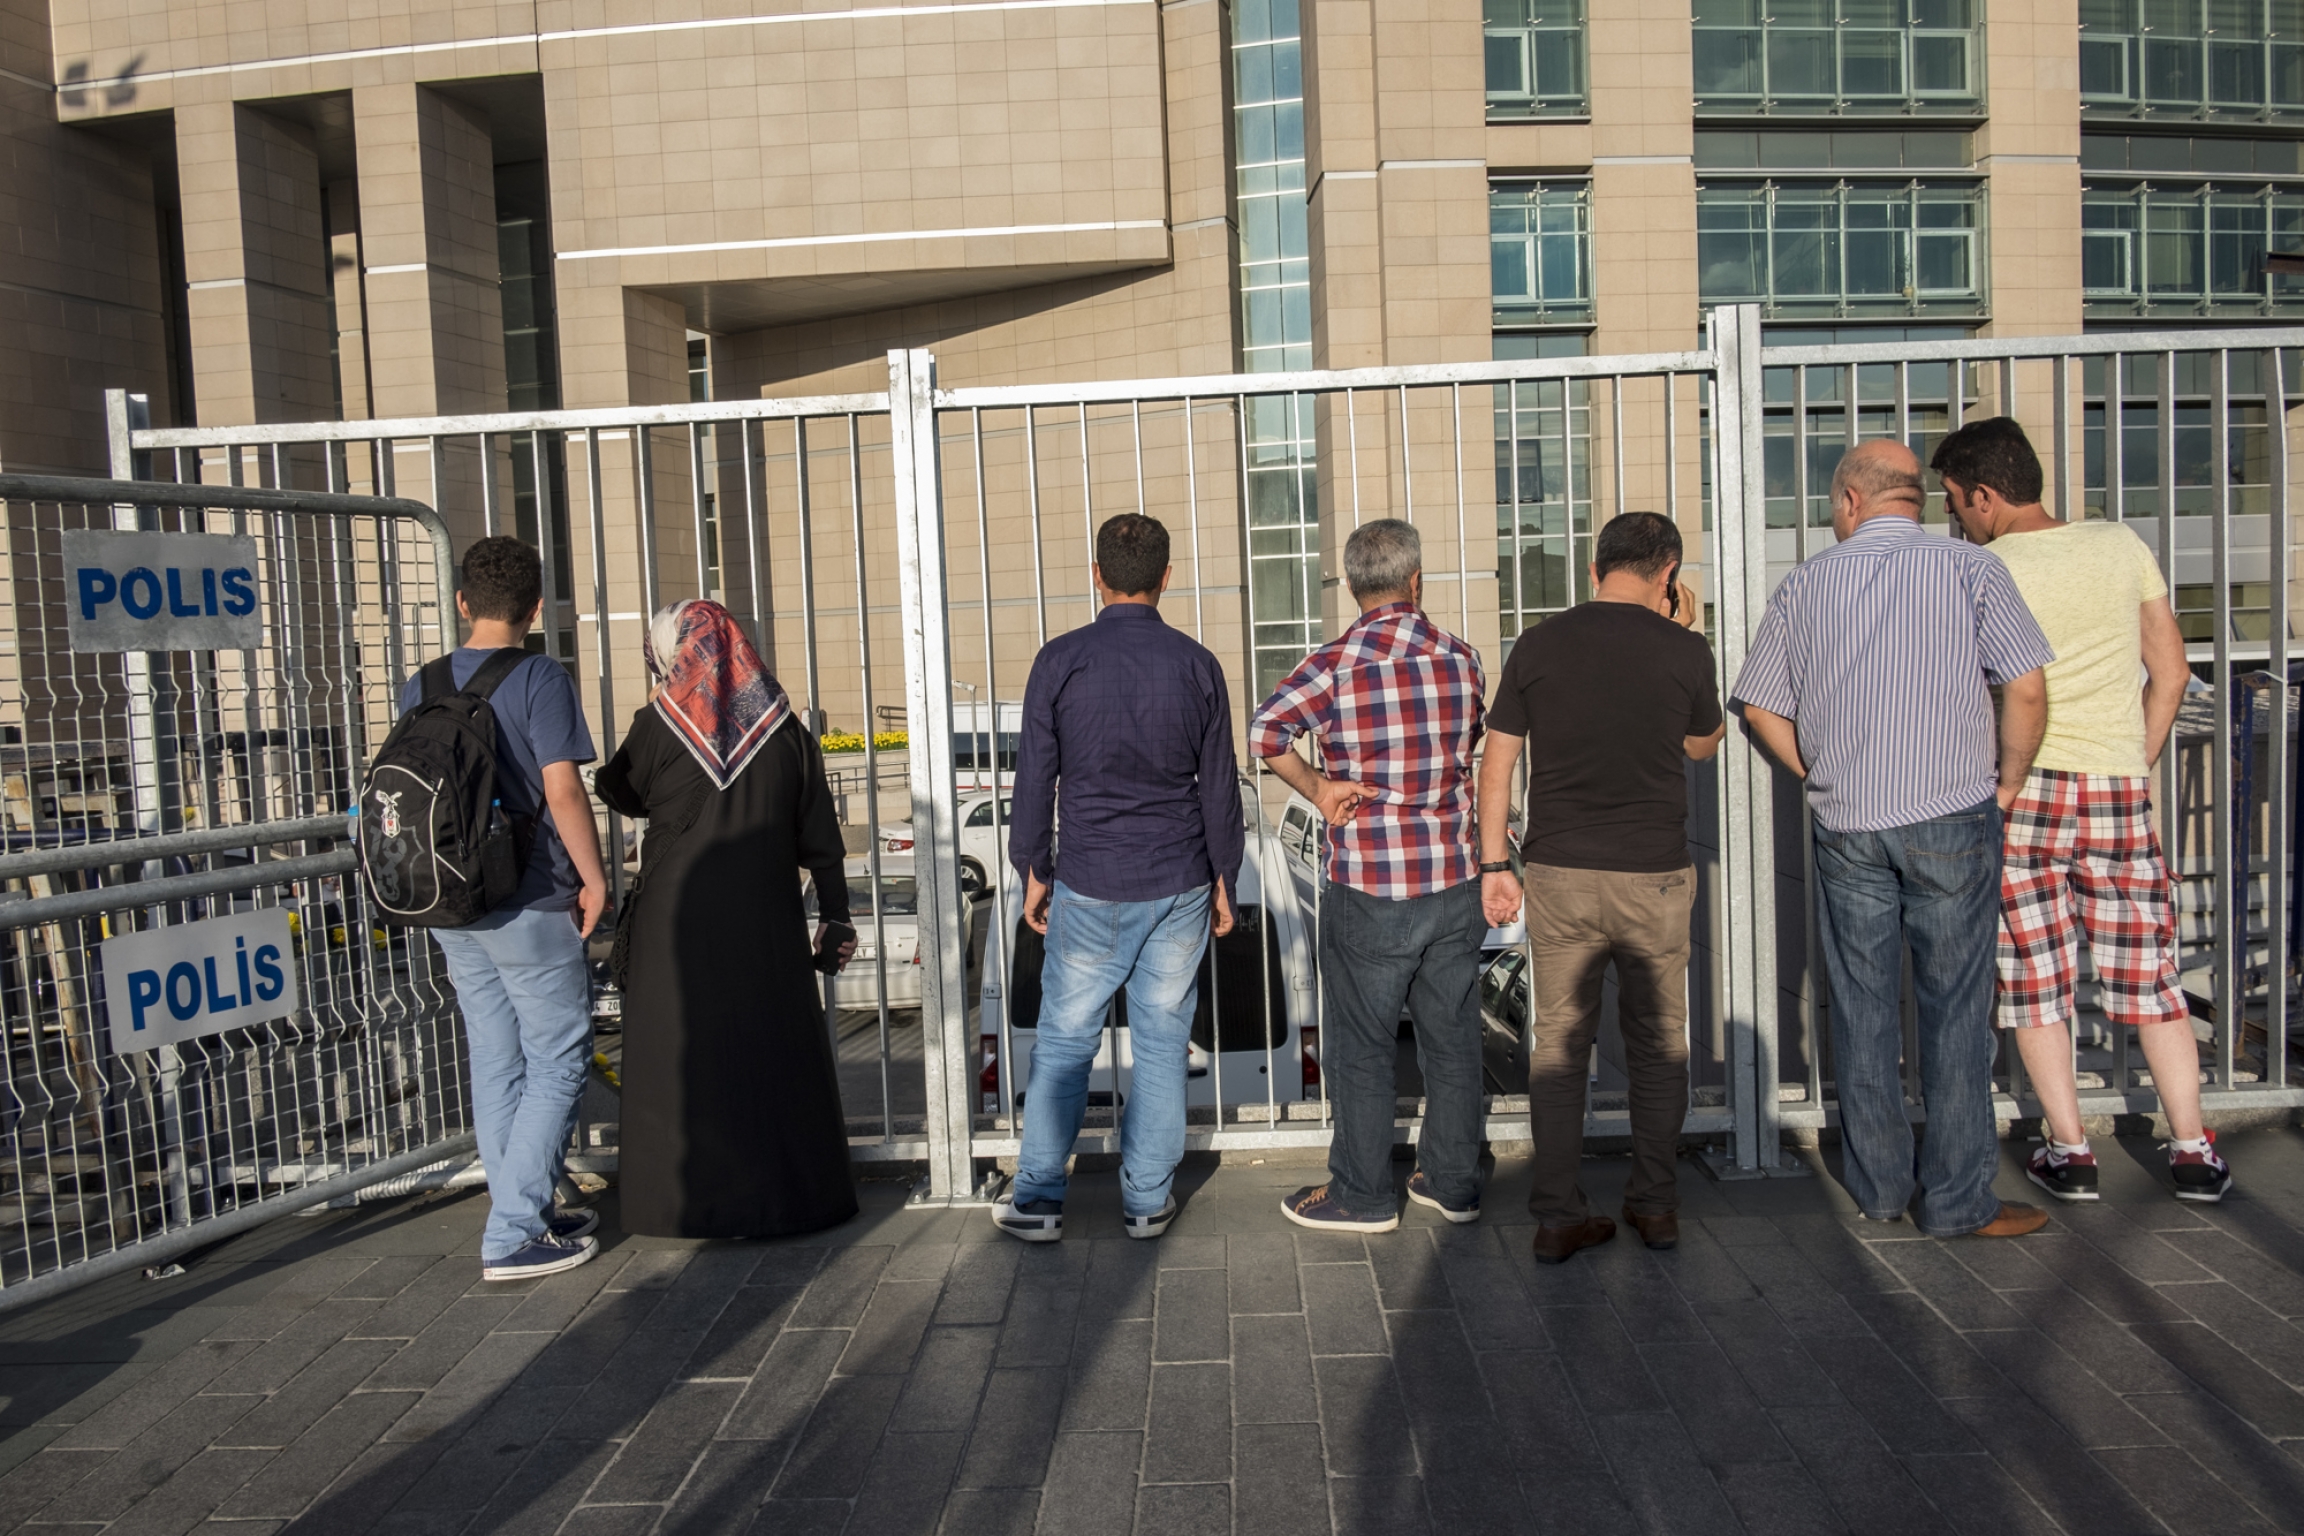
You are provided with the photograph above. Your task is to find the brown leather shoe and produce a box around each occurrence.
[1967,1202,2050,1238]
[1621,1206,1679,1250]
[1531,1216,1616,1265]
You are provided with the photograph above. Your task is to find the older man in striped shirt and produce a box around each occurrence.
[1732,439,2055,1239]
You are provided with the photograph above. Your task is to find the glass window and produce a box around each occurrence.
[1691,0,1980,116]
[1490,182,1593,326]
[1697,181,1986,318]
[2083,0,2304,120]
[1484,0,1588,118]
[850,876,919,917]
[1492,335,1595,640]
[2082,181,2304,314]
[1233,0,1320,694]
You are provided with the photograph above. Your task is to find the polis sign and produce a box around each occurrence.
[100,907,300,1055]
[63,528,262,653]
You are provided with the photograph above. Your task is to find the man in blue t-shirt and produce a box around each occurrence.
[397,536,607,1281]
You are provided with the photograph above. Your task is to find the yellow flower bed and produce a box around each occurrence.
[821,730,909,754]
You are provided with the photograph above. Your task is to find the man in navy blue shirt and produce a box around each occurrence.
[397,537,609,1282]
[995,514,1244,1243]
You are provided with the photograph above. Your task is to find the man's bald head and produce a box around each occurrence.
[1829,440,1926,527]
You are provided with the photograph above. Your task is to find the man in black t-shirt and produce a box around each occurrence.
[1477,512,1724,1264]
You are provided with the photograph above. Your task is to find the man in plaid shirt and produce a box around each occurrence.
[1250,519,1490,1233]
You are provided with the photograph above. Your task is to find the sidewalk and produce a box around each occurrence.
[0,1129,2300,1534]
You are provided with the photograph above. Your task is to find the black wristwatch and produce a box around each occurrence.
[1478,860,1514,874]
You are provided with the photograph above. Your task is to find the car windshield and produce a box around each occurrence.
[849,876,919,916]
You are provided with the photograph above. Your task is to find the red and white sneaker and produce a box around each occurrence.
[2027,1143,2100,1203]
[2170,1129,2234,1204]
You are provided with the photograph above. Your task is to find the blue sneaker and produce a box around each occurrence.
[482,1232,598,1282]
[546,1208,600,1241]
[1281,1184,1398,1234]
[1406,1171,1480,1224]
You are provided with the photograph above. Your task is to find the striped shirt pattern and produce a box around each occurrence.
[1730,516,2055,834]
[1249,603,1486,899]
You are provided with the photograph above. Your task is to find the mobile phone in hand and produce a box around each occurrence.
[814,921,857,975]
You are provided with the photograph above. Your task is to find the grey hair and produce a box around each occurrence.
[1343,518,1422,600]
[1828,445,1924,510]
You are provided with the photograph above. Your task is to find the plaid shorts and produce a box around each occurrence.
[1995,769,2187,1031]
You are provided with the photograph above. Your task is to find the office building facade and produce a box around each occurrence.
[6,0,2297,674]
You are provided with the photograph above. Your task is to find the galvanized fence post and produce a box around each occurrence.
[888,350,979,1204]
[1706,304,1789,1176]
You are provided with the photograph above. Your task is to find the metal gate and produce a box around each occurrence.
[105,305,2304,1217]
[0,469,474,1306]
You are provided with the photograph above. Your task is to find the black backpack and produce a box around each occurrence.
[357,649,538,928]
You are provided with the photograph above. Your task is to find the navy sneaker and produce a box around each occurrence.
[546,1208,600,1241]
[1123,1197,1177,1241]
[1281,1184,1398,1234]
[992,1194,1064,1243]
[482,1232,598,1282]
[1406,1171,1480,1224]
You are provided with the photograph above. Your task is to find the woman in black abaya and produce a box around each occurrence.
[594,598,858,1238]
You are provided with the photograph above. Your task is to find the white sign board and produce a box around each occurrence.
[101,908,299,1054]
[63,529,263,653]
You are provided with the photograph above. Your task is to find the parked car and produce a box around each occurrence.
[809,853,978,1012]
[973,784,1318,1112]
[878,789,1011,897]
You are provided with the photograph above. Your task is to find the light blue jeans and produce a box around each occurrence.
[430,904,592,1261]
[1011,881,1210,1217]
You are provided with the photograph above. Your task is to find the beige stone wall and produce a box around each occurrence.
[0,0,172,473]
[175,101,336,427]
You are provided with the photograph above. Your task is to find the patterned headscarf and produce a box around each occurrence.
[642,599,792,790]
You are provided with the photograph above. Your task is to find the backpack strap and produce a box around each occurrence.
[417,654,460,703]
[459,647,534,702]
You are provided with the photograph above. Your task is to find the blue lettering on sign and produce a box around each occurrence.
[253,945,284,1002]
[120,568,162,621]
[73,565,259,625]
[164,961,201,1021]
[127,969,161,1030]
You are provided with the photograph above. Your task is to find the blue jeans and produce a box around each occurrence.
[1812,801,2005,1236]
[431,904,592,1261]
[1012,881,1210,1217]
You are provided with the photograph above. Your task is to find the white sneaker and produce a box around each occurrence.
[992,1194,1063,1243]
[1123,1197,1178,1240]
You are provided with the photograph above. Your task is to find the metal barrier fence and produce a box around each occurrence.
[0,470,476,1306]
[106,304,2304,1213]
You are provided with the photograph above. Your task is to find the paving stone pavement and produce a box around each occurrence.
[0,1128,2302,1534]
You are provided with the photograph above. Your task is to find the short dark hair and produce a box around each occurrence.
[1096,514,1170,597]
[459,535,543,623]
[1592,511,1682,582]
[1930,417,2044,506]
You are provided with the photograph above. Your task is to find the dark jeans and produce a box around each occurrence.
[1523,863,1693,1226]
[1319,878,1486,1218]
[1812,800,2005,1237]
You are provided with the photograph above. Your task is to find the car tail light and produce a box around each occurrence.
[979,1032,1000,1112]
[885,836,915,852]
[1300,1025,1320,1089]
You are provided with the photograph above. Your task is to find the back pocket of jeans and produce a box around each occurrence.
[1904,816,1992,898]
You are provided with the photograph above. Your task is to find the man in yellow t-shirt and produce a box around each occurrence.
[1933,417,2230,1205]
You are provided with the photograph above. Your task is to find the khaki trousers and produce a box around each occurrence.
[1522,862,1694,1226]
